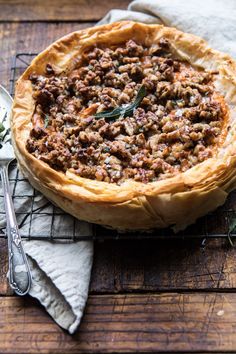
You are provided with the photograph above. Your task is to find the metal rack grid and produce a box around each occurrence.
[0,52,236,242]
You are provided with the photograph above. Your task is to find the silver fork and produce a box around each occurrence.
[0,86,31,296]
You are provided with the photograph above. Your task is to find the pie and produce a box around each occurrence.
[11,21,236,231]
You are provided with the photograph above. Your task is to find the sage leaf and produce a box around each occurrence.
[44,115,50,128]
[95,85,147,120]
[228,217,236,247]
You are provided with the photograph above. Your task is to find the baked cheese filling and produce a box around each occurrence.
[26,39,227,184]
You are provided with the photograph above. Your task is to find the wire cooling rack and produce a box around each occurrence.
[0,52,236,242]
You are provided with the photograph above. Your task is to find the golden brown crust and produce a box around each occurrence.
[11,21,236,231]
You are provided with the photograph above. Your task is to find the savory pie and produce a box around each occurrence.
[11,21,236,231]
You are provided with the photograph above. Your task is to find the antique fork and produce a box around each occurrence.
[0,85,31,295]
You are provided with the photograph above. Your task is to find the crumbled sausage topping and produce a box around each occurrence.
[27,39,226,184]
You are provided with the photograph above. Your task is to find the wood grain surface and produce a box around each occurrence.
[91,238,231,293]
[0,237,235,296]
[0,0,129,22]
[2,293,236,353]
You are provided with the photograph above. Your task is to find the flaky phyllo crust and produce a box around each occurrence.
[11,21,236,231]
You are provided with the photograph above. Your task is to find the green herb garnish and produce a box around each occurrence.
[44,115,50,128]
[95,85,147,120]
[0,122,5,133]
[228,217,236,246]
[0,122,5,143]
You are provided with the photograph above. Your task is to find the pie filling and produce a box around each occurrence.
[26,39,227,184]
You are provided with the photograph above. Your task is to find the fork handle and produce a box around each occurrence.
[0,165,31,296]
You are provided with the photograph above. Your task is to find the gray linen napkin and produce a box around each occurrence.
[99,0,236,58]
[0,165,93,334]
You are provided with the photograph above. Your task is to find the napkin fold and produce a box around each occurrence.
[99,0,236,58]
[24,240,93,334]
[0,166,93,334]
[1,0,235,335]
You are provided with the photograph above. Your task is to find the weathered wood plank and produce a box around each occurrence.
[0,240,10,295]
[0,0,129,22]
[0,237,232,295]
[91,238,231,292]
[0,235,233,295]
[1,293,236,353]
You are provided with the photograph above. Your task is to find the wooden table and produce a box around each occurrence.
[1,1,236,352]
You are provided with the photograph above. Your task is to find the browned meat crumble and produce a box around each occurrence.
[26,39,226,184]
